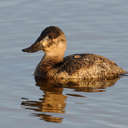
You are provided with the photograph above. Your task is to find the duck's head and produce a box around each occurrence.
[22,26,67,57]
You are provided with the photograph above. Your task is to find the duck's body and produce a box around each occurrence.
[34,53,126,80]
[22,26,127,81]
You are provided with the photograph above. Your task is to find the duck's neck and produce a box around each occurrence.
[40,53,64,68]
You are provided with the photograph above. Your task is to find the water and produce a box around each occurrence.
[0,0,128,127]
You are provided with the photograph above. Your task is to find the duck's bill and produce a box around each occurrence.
[22,41,42,53]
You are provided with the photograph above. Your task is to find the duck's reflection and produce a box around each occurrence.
[21,77,119,123]
[65,78,119,92]
[22,81,66,123]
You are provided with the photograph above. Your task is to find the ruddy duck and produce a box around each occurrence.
[22,26,127,81]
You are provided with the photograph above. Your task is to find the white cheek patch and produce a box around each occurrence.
[43,41,48,47]
[40,36,49,47]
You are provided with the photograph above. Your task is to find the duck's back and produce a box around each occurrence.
[53,53,126,80]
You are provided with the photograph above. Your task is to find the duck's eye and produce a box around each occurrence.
[49,35,52,39]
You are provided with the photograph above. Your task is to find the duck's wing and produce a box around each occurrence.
[55,53,99,75]
[55,53,125,76]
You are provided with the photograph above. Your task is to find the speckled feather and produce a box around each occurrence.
[55,54,96,75]
[34,53,126,80]
[54,54,126,78]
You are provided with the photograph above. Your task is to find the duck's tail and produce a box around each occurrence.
[120,73,128,76]
[120,70,128,76]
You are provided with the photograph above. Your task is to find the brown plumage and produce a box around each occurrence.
[22,26,127,81]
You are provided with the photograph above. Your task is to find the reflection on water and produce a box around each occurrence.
[22,82,66,123]
[21,77,119,123]
[65,78,119,92]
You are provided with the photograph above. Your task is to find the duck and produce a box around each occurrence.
[22,26,127,81]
